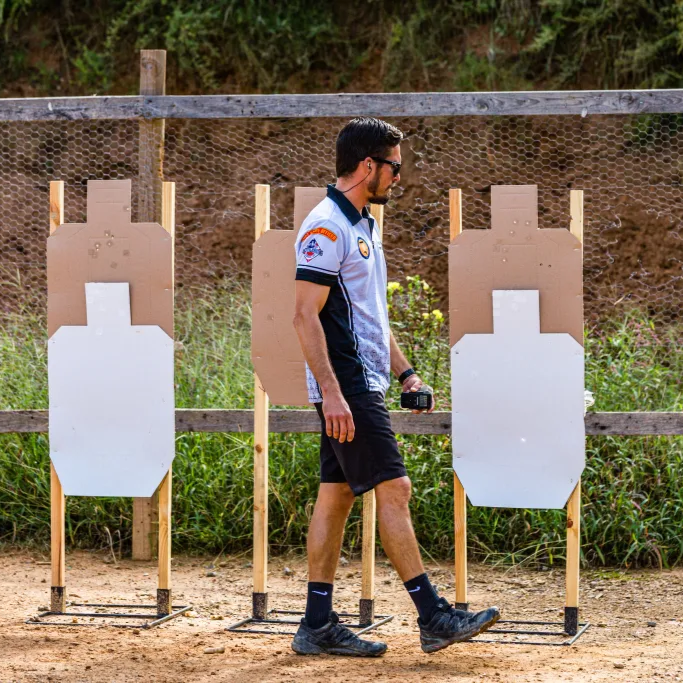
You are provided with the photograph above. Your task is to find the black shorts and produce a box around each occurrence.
[314,391,407,496]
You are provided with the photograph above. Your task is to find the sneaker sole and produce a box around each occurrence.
[292,639,387,657]
[420,612,501,654]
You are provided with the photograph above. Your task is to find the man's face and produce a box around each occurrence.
[368,145,401,205]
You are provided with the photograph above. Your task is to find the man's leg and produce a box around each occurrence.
[308,482,355,582]
[293,481,387,657]
[375,476,441,620]
[375,475,500,653]
[374,476,423,580]
[304,482,355,628]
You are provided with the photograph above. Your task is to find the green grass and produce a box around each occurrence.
[0,280,682,568]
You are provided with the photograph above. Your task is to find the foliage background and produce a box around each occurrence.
[2,1,683,97]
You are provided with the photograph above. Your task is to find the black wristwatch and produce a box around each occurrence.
[398,368,415,384]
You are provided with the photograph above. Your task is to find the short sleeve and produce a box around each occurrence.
[295,222,345,287]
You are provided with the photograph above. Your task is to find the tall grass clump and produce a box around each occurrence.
[1,278,682,568]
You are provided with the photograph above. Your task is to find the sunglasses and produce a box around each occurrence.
[371,156,402,177]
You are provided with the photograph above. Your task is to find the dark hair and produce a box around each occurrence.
[336,117,403,177]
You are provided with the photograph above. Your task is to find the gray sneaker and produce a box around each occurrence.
[419,600,500,653]
[291,611,387,657]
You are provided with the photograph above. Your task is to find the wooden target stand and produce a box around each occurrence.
[450,188,589,646]
[29,181,190,629]
[227,185,392,636]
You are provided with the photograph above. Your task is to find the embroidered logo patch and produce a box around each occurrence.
[358,237,370,259]
[302,227,337,243]
[302,237,324,263]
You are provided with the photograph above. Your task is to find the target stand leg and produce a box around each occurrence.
[50,463,66,613]
[453,472,469,611]
[359,489,376,626]
[253,592,268,620]
[565,481,581,636]
[157,469,172,616]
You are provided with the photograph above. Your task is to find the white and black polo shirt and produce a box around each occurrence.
[295,184,390,403]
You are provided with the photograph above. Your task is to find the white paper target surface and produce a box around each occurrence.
[48,283,175,497]
[451,290,585,509]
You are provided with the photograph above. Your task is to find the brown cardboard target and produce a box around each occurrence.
[251,187,326,406]
[449,185,583,347]
[47,179,174,339]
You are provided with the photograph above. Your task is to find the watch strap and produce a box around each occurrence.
[398,368,415,384]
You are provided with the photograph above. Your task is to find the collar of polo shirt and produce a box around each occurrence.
[327,184,374,228]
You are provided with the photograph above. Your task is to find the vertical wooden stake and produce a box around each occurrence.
[161,181,176,302]
[132,498,157,562]
[138,49,166,223]
[50,463,66,613]
[133,48,167,561]
[453,473,468,609]
[49,180,64,233]
[49,181,66,613]
[155,181,176,616]
[565,189,584,635]
[359,490,376,624]
[570,190,584,245]
[449,189,469,609]
[157,470,172,615]
[358,203,384,625]
[449,188,462,241]
[565,482,581,634]
[253,184,270,620]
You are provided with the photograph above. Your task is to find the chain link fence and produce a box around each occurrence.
[1,113,682,402]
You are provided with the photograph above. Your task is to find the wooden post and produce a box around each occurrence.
[50,463,66,613]
[565,189,584,635]
[453,473,468,610]
[132,498,157,561]
[156,470,172,615]
[49,181,66,613]
[138,49,166,223]
[253,184,270,620]
[49,180,64,234]
[133,49,167,561]
[155,181,176,616]
[357,203,384,625]
[565,482,581,633]
[449,188,469,610]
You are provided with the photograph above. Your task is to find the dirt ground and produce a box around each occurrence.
[1,551,683,682]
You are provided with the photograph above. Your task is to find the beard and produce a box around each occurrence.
[367,172,393,205]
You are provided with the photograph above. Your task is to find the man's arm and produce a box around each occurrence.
[294,280,355,443]
[390,330,412,380]
[390,330,436,414]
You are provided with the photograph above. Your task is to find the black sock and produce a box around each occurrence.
[404,573,440,622]
[305,582,333,629]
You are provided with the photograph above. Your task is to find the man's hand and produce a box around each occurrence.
[403,374,436,414]
[323,390,355,443]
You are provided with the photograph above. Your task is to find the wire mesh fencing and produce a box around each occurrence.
[1,113,682,408]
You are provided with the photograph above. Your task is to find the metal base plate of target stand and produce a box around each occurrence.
[27,602,192,629]
[227,609,393,636]
[472,619,590,646]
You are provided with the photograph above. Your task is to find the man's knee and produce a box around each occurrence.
[317,482,355,512]
[375,476,412,508]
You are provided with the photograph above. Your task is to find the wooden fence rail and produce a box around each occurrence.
[1,410,682,436]
[2,90,683,122]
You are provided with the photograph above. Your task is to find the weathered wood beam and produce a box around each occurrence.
[1,410,682,436]
[2,90,683,122]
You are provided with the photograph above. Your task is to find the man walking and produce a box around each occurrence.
[291,117,500,656]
